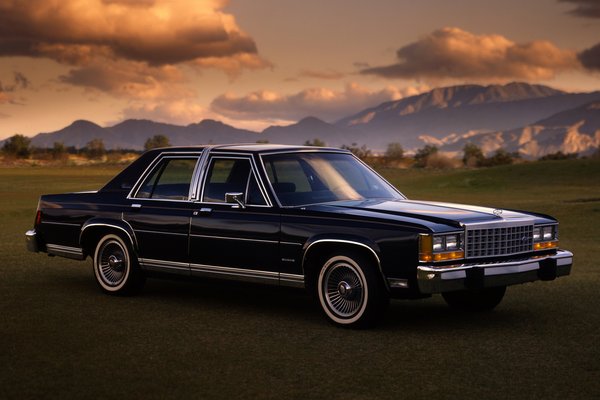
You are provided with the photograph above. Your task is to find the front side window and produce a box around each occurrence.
[135,158,198,200]
[262,152,403,206]
[202,157,267,206]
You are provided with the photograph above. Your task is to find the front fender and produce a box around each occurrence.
[301,234,385,285]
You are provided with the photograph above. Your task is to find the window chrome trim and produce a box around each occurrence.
[197,154,272,207]
[127,152,203,201]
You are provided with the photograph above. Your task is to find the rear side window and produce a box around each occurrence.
[135,158,198,200]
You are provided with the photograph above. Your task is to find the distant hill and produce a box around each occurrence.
[336,82,600,149]
[24,82,600,157]
[441,101,600,158]
[30,118,259,150]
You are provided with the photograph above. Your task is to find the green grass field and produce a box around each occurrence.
[1,160,599,399]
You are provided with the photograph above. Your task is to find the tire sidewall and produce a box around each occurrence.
[93,234,132,293]
[317,255,370,326]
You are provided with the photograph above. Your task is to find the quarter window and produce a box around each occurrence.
[135,158,198,200]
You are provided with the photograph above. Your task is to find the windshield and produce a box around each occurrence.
[262,152,404,206]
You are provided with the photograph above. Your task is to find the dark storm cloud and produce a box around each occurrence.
[560,0,600,18]
[579,43,600,70]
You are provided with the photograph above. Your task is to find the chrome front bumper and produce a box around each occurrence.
[25,229,39,253]
[417,250,573,294]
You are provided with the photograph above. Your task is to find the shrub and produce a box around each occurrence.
[341,143,371,160]
[84,138,106,160]
[481,148,514,167]
[426,153,461,169]
[384,142,404,166]
[539,151,578,161]
[2,134,31,158]
[144,135,171,150]
[304,138,326,147]
[413,145,438,168]
[462,143,485,167]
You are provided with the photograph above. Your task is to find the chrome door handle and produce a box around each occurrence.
[193,208,212,216]
[131,203,142,209]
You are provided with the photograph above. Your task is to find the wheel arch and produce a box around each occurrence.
[301,236,389,291]
[80,218,137,258]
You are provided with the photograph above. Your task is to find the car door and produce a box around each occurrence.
[123,154,201,275]
[188,154,281,283]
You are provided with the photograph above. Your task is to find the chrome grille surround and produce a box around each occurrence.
[464,219,535,259]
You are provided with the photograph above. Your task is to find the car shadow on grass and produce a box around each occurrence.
[44,264,532,331]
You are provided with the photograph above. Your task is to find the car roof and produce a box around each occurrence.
[150,143,349,155]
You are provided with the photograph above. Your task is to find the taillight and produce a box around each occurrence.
[35,210,42,226]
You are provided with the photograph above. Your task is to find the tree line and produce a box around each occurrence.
[2,133,592,166]
[1,134,171,161]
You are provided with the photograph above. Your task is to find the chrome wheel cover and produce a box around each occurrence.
[322,260,365,319]
[97,239,128,287]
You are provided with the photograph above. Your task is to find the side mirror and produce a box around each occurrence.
[225,192,246,209]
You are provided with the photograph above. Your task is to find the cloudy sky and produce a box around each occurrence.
[0,0,599,139]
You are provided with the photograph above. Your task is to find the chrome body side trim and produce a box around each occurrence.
[40,221,81,227]
[189,233,279,244]
[135,229,188,237]
[46,243,85,260]
[137,257,305,287]
[417,250,573,294]
[280,273,305,288]
[387,278,409,289]
[190,263,278,282]
[138,258,190,275]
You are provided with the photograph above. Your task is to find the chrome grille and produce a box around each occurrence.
[466,224,533,258]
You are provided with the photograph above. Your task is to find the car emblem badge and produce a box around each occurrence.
[493,209,503,216]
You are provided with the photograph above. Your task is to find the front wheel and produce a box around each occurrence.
[316,253,388,328]
[93,234,144,295]
[442,286,506,312]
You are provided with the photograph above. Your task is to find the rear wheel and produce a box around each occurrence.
[93,234,144,295]
[316,253,388,328]
[442,286,506,311]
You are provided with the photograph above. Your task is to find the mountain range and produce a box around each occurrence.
[19,82,600,158]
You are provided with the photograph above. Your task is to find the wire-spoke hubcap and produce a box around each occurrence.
[98,240,128,286]
[324,263,364,318]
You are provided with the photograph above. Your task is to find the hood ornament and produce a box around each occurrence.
[493,209,503,216]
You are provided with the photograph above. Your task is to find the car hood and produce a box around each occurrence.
[308,199,542,229]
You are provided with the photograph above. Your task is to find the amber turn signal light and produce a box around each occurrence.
[534,241,558,250]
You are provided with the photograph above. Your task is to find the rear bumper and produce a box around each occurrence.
[25,229,39,253]
[417,250,573,294]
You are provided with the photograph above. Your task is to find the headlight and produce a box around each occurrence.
[419,232,464,262]
[533,224,558,250]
